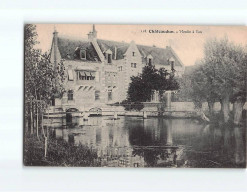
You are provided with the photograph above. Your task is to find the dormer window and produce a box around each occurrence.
[169,57,175,71]
[105,49,112,64]
[107,54,112,63]
[147,54,153,66]
[171,61,174,70]
[80,49,86,60]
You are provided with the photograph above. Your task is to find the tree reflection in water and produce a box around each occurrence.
[50,116,246,168]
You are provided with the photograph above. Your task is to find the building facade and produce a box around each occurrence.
[49,25,184,111]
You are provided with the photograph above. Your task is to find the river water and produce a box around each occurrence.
[50,116,246,168]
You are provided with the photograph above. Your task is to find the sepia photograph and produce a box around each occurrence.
[23,24,247,168]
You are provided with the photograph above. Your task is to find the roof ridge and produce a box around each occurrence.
[137,43,166,50]
[58,35,89,42]
[98,38,167,50]
[97,39,129,46]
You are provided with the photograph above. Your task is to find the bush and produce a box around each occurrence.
[24,135,99,167]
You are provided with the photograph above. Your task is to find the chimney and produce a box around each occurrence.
[53,28,58,70]
[114,47,117,60]
[88,24,97,41]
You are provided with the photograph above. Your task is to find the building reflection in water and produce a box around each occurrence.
[53,116,246,168]
[55,117,145,167]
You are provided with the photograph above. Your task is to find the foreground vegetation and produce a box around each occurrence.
[24,134,99,167]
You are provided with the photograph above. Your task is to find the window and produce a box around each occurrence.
[51,98,55,106]
[78,71,86,80]
[118,66,123,71]
[68,90,73,101]
[90,72,95,80]
[77,71,95,80]
[105,50,113,64]
[68,69,74,81]
[131,63,137,68]
[80,49,86,60]
[107,54,112,64]
[95,90,100,100]
[171,61,175,70]
[108,90,112,101]
[147,55,153,66]
[132,52,135,56]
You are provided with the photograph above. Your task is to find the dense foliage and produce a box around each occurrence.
[124,64,179,110]
[24,24,65,136]
[187,38,247,124]
[24,24,67,163]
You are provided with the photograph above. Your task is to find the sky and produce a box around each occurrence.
[35,24,247,66]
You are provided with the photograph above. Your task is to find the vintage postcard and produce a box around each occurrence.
[24,24,247,168]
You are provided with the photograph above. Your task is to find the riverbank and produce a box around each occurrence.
[23,135,99,167]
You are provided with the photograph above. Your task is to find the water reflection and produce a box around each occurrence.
[49,116,246,168]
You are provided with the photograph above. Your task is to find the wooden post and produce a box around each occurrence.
[41,113,48,158]
[30,100,33,134]
[36,105,39,139]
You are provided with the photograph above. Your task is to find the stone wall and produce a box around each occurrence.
[143,101,233,112]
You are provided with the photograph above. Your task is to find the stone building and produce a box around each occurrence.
[49,25,184,111]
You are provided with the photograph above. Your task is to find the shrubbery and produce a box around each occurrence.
[24,135,99,167]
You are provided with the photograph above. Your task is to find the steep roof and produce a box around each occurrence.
[56,36,183,66]
[97,39,129,60]
[137,44,183,66]
[57,36,100,61]
[97,39,183,66]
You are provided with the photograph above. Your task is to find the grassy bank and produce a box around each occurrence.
[23,134,99,167]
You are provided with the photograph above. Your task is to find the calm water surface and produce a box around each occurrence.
[51,116,246,168]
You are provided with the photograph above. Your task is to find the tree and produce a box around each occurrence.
[125,64,179,110]
[189,61,220,118]
[204,38,246,123]
[24,24,40,135]
[24,24,65,157]
[189,37,246,124]
[231,50,247,125]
